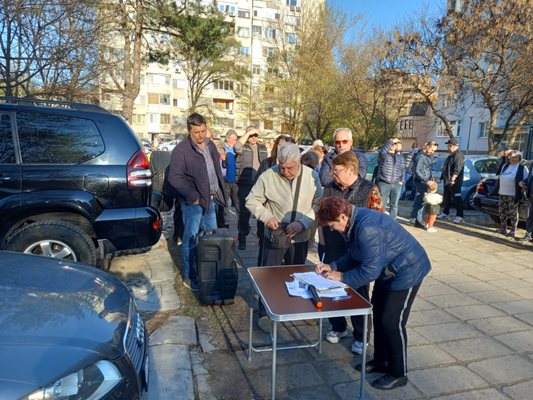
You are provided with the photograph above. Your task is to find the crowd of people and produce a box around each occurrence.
[162,112,532,391]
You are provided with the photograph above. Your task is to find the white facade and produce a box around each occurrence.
[101,0,321,143]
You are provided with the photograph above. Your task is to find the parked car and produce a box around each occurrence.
[141,139,153,154]
[158,140,178,151]
[0,97,162,268]
[0,251,149,400]
[473,160,531,223]
[364,150,379,182]
[431,155,500,209]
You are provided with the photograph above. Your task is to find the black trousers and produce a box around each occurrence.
[372,280,421,378]
[442,182,463,217]
[237,183,253,239]
[329,284,371,342]
[258,241,309,317]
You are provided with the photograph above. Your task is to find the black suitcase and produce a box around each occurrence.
[196,230,238,305]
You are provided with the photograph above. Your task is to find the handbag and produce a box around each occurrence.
[267,172,303,250]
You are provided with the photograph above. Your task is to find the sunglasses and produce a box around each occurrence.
[335,140,349,145]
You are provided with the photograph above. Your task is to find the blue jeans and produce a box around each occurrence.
[181,200,217,281]
[378,181,402,219]
[409,181,428,224]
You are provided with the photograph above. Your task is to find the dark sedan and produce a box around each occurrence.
[0,251,148,400]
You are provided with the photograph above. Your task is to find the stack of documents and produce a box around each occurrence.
[285,272,348,299]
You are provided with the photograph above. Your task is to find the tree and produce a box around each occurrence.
[157,0,247,113]
[0,0,101,100]
[443,0,533,154]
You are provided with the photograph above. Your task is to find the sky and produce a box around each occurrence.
[330,0,446,38]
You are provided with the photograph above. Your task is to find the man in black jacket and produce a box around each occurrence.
[409,141,438,226]
[168,113,227,291]
[439,138,465,223]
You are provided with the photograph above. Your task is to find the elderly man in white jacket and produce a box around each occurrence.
[246,143,323,332]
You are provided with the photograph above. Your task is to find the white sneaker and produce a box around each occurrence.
[453,217,464,224]
[437,213,448,220]
[408,218,416,225]
[426,227,438,233]
[351,340,364,355]
[325,329,349,344]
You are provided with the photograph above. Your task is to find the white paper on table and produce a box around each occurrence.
[291,271,348,292]
[285,280,348,299]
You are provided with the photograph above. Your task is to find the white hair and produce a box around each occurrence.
[333,128,353,141]
[277,143,301,164]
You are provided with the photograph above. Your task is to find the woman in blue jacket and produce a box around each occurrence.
[315,196,431,391]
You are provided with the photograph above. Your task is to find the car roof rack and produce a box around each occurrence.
[0,96,110,113]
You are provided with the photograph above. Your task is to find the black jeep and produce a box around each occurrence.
[0,97,162,268]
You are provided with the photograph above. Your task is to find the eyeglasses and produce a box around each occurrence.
[335,139,350,145]
[331,167,347,176]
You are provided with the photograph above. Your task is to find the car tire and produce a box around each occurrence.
[5,221,97,265]
[464,188,476,210]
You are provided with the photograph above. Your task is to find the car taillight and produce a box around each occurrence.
[476,181,485,194]
[127,150,152,188]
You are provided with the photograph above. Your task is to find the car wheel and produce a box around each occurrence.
[489,214,501,223]
[5,221,97,265]
[161,147,168,151]
[464,188,476,210]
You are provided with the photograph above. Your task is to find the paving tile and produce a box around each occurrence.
[449,281,500,293]
[490,279,533,290]
[515,312,533,326]
[469,290,523,304]
[407,327,431,346]
[409,365,489,396]
[508,287,533,299]
[503,379,533,400]
[495,331,533,352]
[468,355,533,384]
[445,304,506,321]
[419,282,461,297]
[411,297,436,312]
[334,380,420,400]
[434,273,479,284]
[438,337,512,362]
[432,388,513,400]
[414,322,483,342]
[493,300,533,315]
[469,316,532,336]
[426,293,481,308]
[409,309,458,327]
[466,271,510,282]
[408,344,457,369]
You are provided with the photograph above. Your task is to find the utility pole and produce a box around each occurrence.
[466,115,473,155]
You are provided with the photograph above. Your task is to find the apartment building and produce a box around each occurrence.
[101,0,321,144]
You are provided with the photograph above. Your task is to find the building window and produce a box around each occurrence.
[102,93,111,102]
[265,27,279,39]
[253,8,260,18]
[252,25,262,37]
[286,0,298,5]
[262,46,275,58]
[148,93,159,104]
[237,27,250,38]
[238,9,250,18]
[238,46,250,56]
[160,94,170,105]
[133,114,146,124]
[148,113,158,123]
[160,114,170,125]
[218,3,236,15]
[438,120,461,137]
[286,32,297,44]
[265,85,275,93]
[263,120,273,130]
[173,99,178,107]
[213,81,234,91]
[479,122,488,138]
[252,64,261,75]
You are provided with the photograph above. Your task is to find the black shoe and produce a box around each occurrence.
[355,360,388,374]
[371,374,408,390]
[414,221,425,229]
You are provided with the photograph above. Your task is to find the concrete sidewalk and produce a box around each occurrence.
[200,202,533,400]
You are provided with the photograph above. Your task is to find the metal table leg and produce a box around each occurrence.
[360,314,368,400]
[271,320,278,400]
[248,306,253,361]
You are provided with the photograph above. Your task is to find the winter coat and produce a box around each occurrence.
[377,140,406,184]
[168,136,227,210]
[332,207,431,291]
[441,150,465,185]
[319,150,368,186]
[234,141,268,185]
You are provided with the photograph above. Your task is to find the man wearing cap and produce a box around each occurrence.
[376,137,405,219]
[439,138,465,223]
[234,126,268,249]
[409,141,438,227]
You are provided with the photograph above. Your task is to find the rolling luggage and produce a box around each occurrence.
[196,230,238,305]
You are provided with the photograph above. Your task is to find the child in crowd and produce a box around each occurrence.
[423,181,443,233]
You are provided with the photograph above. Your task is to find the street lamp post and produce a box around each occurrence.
[466,115,473,155]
